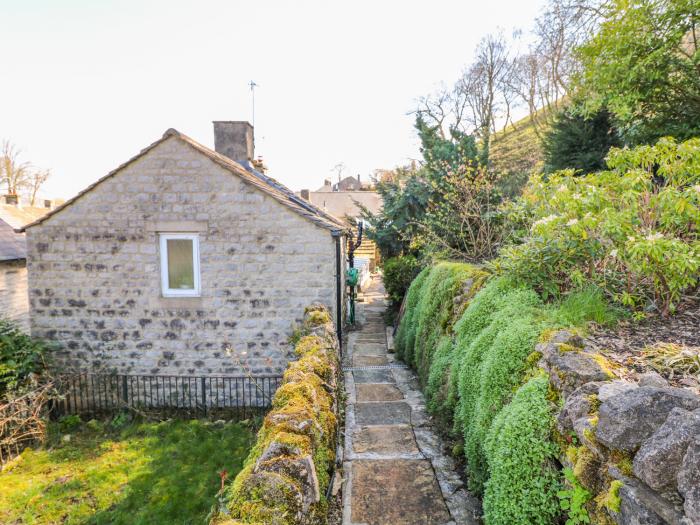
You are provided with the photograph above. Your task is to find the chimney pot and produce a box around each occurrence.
[213,121,254,163]
[300,189,310,200]
[4,194,19,206]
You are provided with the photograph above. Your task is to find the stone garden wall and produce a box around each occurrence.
[211,304,340,525]
[543,331,700,524]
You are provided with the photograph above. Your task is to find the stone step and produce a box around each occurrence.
[352,425,419,455]
[353,343,387,356]
[355,383,404,402]
[347,459,452,525]
[353,355,389,367]
[352,369,395,384]
[354,401,411,426]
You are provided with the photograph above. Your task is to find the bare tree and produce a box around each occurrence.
[414,83,469,138]
[27,169,51,206]
[1,140,31,196]
[0,140,52,203]
[457,32,514,158]
[509,0,606,135]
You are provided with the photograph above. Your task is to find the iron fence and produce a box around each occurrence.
[51,373,283,419]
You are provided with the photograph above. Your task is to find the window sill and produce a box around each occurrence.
[154,296,204,308]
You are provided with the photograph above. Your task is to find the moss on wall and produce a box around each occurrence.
[212,305,339,525]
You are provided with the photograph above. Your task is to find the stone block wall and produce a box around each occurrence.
[543,331,700,524]
[25,136,340,376]
[0,260,30,332]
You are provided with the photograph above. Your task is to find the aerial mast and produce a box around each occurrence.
[249,80,258,130]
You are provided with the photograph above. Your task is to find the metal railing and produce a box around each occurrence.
[51,373,283,419]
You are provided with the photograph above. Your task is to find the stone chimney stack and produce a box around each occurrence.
[213,121,254,163]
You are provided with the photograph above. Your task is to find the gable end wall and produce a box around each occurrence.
[26,137,338,376]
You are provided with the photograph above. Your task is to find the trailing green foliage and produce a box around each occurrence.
[0,320,49,397]
[395,265,620,524]
[558,468,592,525]
[394,266,431,362]
[453,280,543,492]
[496,138,700,314]
[483,375,560,525]
[382,255,423,305]
[411,263,488,382]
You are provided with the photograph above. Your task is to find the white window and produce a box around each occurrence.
[159,234,201,297]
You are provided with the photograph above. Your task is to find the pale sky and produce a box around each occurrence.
[1,0,545,200]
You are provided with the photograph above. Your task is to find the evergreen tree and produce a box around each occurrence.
[543,107,621,174]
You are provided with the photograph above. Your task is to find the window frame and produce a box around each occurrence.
[159,233,201,297]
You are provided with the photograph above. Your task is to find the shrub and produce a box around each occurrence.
[543,107,621,175]
[382,255,423,305]
[483,375,560,525]
[0,320,49,397]
[495,137,700,315]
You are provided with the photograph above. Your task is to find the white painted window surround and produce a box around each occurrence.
[159,233,201,297]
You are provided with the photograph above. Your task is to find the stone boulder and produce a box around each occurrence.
[596,386,700,452]
[638,371,669,388]
[257,454,320,512]
[557,381,604,433]
[618,481,686,525]
[598,380,637,403]
[539,333,611,397]
[632,407,700,491]
[678,437,700,524]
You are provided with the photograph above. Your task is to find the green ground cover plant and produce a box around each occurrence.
[395,264,618,524]
[483,375,560,525]
[0,417,255,525]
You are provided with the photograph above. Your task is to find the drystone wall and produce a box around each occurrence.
[211,304,340,525]
[25,136,339,376]
[543,331,700,525]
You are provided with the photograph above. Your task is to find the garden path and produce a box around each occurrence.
[341,275,481,525]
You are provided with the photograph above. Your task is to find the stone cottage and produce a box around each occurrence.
[0,200,53,332]
[22,122,347,377]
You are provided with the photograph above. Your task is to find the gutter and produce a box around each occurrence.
[332,230,343,356]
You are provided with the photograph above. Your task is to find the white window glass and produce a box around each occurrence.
[160,234,200,297]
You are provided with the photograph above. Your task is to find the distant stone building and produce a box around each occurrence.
[300,177,382,272]
[23,122,347,376]
[0,200,53,332]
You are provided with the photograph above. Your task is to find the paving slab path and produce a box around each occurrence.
[341,276,481,525]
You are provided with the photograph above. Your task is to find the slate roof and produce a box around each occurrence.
[0,205,50,260]
[22,129,348,235]
[0,220,26,261]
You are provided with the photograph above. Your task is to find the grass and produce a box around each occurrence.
[0,416,256,525]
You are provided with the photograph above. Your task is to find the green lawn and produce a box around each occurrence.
[0,417,256,525]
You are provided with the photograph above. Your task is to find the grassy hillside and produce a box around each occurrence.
[490,112,546,190]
